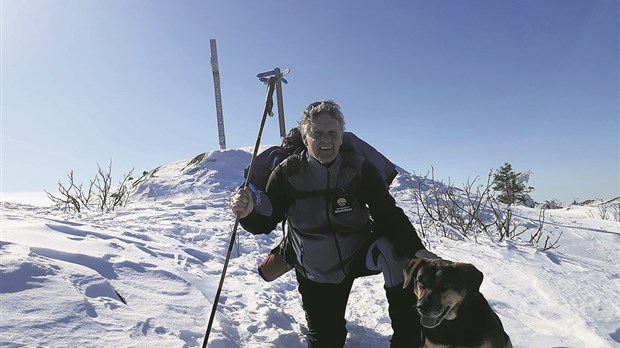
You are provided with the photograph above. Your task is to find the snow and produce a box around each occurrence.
[1,148,619,347]
[0,192,50,207]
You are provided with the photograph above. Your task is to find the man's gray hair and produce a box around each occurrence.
[299,100,346,136]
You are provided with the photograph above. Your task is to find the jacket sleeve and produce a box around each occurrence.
[239,163,289,235]
[361,161,426,257]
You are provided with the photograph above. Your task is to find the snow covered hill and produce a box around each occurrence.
[1,149,619,347]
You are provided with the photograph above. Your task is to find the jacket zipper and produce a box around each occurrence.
[326,166,347,276]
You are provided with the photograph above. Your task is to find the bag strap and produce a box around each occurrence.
[278,153,302,266]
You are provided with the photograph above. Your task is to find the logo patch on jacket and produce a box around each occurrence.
[334,194,353,214]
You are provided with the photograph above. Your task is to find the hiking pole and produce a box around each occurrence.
[202,76,278,348]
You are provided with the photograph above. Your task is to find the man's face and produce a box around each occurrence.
[302,112,343,165]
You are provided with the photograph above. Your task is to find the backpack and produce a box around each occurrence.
[243,127,304,191]
[244,127,398,191]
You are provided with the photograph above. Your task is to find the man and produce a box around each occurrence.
[231,100,434,347]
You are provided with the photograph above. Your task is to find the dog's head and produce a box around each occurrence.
[403,258,483,329]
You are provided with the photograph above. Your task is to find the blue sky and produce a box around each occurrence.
[1,0,618,205]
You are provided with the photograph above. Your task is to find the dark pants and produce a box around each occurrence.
[296,270,422,348]
[296,271,354,347]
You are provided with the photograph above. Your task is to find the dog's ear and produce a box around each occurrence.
[456,263,484,295]
[403,258,426,289]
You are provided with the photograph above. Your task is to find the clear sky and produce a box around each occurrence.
[1,0,618,206]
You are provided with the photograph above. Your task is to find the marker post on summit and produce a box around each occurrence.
[210,39,226,150]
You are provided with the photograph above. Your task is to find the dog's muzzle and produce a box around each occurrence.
[418,305,451,328]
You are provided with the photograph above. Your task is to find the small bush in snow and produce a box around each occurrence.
[492,163,534,206]
[410,167,559,250]
[612,204,620,222]
[540,199,563,209]
[598,205,609,220]
[46,161,134,213]
[596,203,620,221]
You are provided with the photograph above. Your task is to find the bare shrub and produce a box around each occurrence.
[411,169,497,240]
[528,208,561,250]
[46,161,133,213]
[409,168,557,250]
[46,171,83,213]
[488,200,532,241]
[612,204,620,222]
[529,208,546,246]
[598,205,609,220]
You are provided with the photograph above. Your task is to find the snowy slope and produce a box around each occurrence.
[1,149,619,347]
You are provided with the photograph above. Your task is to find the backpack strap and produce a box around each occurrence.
[279,153,302,267]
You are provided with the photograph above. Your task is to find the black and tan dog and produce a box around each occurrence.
[403,258,512,348]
